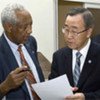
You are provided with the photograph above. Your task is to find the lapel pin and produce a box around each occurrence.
[88,60,92,64]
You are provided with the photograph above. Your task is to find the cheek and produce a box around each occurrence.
[19,34,26,42]
[76,36,87,47]
[15,33,24,41]
[69,37,82,48]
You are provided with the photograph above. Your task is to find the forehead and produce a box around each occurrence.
[65,14,85,28]
[16,10,32,24]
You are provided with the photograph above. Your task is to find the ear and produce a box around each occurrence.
[3,22,12,33]
[86,28,93,38]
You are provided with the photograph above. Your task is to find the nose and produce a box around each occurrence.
[67,31,74,38]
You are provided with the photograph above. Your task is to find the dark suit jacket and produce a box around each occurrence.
[49,41,100,100]
[92,34,100,43]
[0,34,44,100]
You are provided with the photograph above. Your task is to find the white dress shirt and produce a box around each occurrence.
[72,39,91,73]
[4,33,40,100]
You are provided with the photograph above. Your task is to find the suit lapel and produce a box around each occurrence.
[64,48,74,86]
[77,42,97,88]
[1,35,19,70]
[24,42,44,82]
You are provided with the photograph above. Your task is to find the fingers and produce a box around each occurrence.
[5,67,28,90]
[72,87,78,91]
[9,68,27,81]
[65,93,85,100]
[12,67,28,74]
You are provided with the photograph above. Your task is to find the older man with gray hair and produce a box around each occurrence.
[0,3,44,100]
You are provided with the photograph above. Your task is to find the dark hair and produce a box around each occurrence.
[66,8,94,29]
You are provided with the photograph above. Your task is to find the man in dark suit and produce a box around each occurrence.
[0,3,44,100]
[49,8,100,100]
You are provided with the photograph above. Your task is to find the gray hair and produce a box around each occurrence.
[1,3,27,25]
[66,8,94,29]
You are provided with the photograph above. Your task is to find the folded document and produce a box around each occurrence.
[32,74,73,100]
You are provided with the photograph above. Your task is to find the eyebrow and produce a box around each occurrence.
[64,24,78,30]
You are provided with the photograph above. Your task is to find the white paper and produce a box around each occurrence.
[32,74,73,100]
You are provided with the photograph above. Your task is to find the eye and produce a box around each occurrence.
[65,28,69,33]
[71,30,77,34]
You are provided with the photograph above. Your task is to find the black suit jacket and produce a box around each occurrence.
[0,34,44,100]
[49,41,100,100]
[92,34,100,45]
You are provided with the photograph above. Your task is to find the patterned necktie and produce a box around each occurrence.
[73,52,82,86]
[18,45,40,100]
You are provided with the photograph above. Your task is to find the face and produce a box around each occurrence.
[63,14,92,50]
[6,10,32,44]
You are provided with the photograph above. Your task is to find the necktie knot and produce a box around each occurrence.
[76,52,82,59]
[18,45,22,52]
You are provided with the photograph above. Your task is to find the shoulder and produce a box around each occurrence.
[92,35,100,43]
[53,47,71,57]
[0,34,5,45]
[91,41,100,50]
[25,35,37,51]
[27,35,37,44]
[89,41,100,56]
[0,34,8,53]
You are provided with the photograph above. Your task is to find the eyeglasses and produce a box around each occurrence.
[62,26,88,36]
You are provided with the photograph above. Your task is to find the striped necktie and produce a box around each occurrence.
[73,52,82,86]
[18,45,40,100]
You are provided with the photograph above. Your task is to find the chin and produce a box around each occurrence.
[68,45,77,50]
[67,45,74,49]
[19,41,25,44]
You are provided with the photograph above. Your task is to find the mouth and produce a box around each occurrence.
[66,40,74,47]
[67,41,73,44]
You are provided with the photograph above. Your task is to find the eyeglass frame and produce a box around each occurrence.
[62,26,89,36]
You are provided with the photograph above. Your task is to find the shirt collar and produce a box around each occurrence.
[73,38,91,57]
